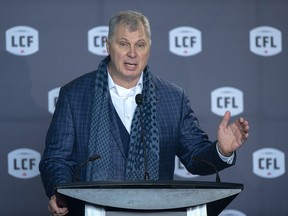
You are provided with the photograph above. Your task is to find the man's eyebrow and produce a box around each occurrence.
[117,38,147,43]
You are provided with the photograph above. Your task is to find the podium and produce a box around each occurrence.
[56,181,243,216]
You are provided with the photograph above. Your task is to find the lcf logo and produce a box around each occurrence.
[253,148,285,178]
[48,87,61,114]
[8,148,41,179]
[6,26,39,56]
[88,26,108,56]
[211,87,243,117]
[250,26,282,56]
[169,26,202,56]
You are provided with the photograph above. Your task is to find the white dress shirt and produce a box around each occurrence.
[108,72,143,134]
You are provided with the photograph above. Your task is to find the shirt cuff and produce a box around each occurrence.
[216,143,235,164]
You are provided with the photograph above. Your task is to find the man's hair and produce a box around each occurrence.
[108,10,151,43]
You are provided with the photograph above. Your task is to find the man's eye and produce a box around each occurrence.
[136,44,145,50]
[119,43,129,48]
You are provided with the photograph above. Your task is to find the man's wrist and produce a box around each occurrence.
[216,142,233,157]
[216,142,234,164]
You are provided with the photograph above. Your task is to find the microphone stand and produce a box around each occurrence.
[192,156,221,182]
[74,154,101,182]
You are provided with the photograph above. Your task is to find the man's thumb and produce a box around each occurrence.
[220,111,231,128]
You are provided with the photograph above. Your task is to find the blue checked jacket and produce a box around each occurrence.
[39,63,235,198]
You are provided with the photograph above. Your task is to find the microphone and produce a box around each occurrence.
[74,154,101,181]
[135,93,143,105]
[192,156,221,182]
[135,93,149,180]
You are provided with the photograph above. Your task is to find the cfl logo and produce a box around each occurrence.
[174,156,198,178]
[8,148,41,179]
[88,26,108,56]
[250,26,282,56]
[48,87,60,114]
[6,26,39,56]
[253,148,285,178]
[169,26,202,56]
[211,87,243,117]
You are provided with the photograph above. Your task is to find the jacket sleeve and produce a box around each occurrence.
[177,90,236,175]
[39,86,77,198]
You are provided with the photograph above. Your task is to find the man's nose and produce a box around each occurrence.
[127,46,137,58]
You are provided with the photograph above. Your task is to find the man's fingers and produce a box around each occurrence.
[49,196,59,213]
[237,118,249,143]
[48,195,69,215]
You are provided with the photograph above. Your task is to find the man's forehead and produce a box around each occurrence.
[114,25,147,39]
[117,23,145,33]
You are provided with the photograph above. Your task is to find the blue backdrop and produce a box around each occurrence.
[1,0,287,215]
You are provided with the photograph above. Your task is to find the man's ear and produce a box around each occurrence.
[106,39,110,55]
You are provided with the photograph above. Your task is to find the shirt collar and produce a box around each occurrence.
[108,70,143,95]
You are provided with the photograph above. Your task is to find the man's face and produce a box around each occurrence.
[106,24,151,88]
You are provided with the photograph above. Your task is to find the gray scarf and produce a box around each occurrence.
[86,56,159,181]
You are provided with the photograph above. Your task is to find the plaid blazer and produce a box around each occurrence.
[39,65,235,198]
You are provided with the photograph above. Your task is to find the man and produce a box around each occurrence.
[39,10,249,216]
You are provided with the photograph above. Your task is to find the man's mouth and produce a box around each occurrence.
[125,62,137,65]
[124,62,138,70]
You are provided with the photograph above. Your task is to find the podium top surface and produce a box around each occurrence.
[56,181,243,211]
[56,180,244,190]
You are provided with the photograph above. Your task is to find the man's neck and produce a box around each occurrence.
[108,65,142,89]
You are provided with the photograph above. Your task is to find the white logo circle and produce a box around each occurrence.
[8,148,41,179]
[253,148,285,178]
[250,26,282,56]
[88,26,108,56]
[174,157,198,178]
[48,87,61,114]
[6,26,39,56]
[169,26,202,56]
[211,87,243,117]
[219,209,246,216]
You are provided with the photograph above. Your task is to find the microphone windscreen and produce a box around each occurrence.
[135,93,143,105]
